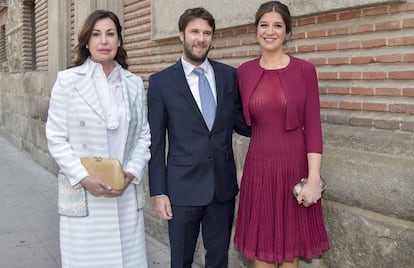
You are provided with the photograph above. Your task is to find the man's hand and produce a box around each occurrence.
[153,194,173,220]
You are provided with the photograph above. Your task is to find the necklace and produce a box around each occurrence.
[260,54,289,70]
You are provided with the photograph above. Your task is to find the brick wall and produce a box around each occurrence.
[124,0,414,133]
[298,3,414,133]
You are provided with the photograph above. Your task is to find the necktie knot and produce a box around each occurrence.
[193,67,204,77]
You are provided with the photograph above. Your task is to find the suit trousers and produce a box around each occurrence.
[168,196,235,268]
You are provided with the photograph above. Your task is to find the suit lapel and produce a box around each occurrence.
[72,62,105,120]
[172,61,206,127]
[211,61,224,126]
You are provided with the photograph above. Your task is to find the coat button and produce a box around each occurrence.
[80,120,85,126]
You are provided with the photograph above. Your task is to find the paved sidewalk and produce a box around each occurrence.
[0,135,170,268]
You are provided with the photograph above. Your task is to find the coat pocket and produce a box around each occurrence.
[57,172,88,217]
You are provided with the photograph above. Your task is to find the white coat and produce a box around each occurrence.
[46,59,151,267]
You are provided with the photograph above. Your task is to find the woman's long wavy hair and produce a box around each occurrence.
[72,10,128,69]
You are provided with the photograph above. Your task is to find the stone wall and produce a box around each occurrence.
[0,0,413,267]
[0,71,52,170]
[5,0,23,71]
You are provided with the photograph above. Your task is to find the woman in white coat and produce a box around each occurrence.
[45,10,150,268]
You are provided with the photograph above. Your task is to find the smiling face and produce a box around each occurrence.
[88,17,119,66]
[256,11,287,53]
[179,18,213,66]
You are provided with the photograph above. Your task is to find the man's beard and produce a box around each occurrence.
[183,41,211,64]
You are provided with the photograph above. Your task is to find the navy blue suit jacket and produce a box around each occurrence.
[147,59,251,206]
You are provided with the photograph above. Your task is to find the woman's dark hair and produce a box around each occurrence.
[255,1,292,38]
[178,7,216,33]
[73,10,128,69]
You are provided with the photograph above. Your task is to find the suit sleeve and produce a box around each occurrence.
[232,69,252,137]
[147,74,168,196]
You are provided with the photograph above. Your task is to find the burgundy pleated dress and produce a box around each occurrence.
[234,69,329,263]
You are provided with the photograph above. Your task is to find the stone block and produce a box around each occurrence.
[36,122,47,152]
[232,133,249,179]
[322,147,413,221]
[39,97,50,123]
[28,95,41,119]
[7,73,24,94]
[27,119,46,149]
[323,124,414,157]
[26,72,49,96]
[323,201,414,268]
[322,124,414,221]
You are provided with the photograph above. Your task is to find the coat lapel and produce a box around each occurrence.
[120,68,136,122]
[72,61,105,120]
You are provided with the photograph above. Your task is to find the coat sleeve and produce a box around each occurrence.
[45,71,89,186]
[125,76,151,183]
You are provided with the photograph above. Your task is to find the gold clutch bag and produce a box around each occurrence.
[80,157,125,190]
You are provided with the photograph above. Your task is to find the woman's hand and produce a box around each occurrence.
[80,171,135,197]
[123,171,135,187]
[80,176,122,197]
[296,177,322,207]
[299,153,323,207]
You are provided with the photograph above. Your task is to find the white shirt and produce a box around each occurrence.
[88,58,127,161]
[181,57,217,111]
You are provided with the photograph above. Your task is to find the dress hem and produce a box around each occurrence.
[234,241,330,263]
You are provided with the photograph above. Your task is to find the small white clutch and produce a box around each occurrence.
[293,177,327,198]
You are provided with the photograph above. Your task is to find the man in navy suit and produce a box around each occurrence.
[147,7,251,268]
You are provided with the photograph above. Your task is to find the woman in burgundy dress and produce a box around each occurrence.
[234,1,329,267]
